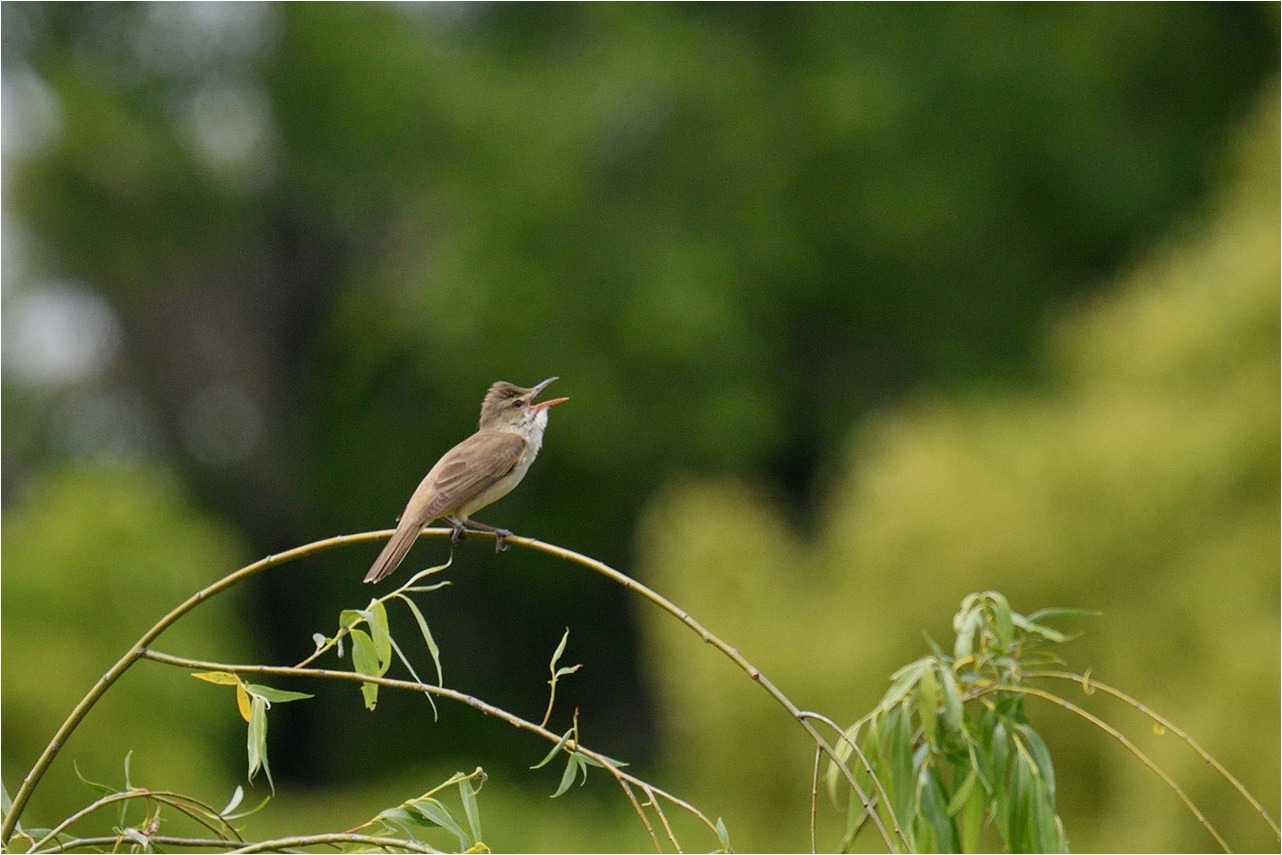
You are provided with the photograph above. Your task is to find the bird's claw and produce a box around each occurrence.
[450,525,466,545]
[494,529,512,553]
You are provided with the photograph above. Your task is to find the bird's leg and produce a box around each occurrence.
[445,516,468,545]
[462,519,514,553]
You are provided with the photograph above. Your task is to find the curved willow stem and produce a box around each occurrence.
[1028,670,1280,840]
[979,683,1230,853]
[1,531,387,844]
[3,527,900,852]
[137,648,720,850]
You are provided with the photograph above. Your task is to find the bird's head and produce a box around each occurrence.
[479,376,568,432]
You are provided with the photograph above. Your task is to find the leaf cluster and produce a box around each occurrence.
[827,592,1090,853]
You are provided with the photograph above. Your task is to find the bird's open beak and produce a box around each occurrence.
[528,376,568,410]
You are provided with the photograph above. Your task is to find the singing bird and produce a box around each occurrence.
[363,377,568,583]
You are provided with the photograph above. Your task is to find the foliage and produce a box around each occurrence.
[635,88,1278,852]
[827,593,1086,853]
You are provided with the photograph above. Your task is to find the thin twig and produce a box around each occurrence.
[979,683,1231,853]
[798,710,898,846]
[139,649,721,849]
[508,533,906,852]
[1028,670,1280,840]
[228,833,440,853]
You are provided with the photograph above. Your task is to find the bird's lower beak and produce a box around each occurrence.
[531,396,568,411]
[528,376,568,410]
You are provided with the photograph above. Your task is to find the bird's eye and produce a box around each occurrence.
[512,399,525,408]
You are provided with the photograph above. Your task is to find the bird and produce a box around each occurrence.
[363,377,568,583]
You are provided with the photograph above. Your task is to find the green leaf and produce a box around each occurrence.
[458,768,484,844]
[1011,612,1069,644]
[531,729,574,770]
[247,695,273,791]
[715,817,731,851]
[883,704,914,829]
[367,599,393,668]
[960,783,986,854]
[551,754,583,798]
[220,786,244,817]
[1015,724,1057,800]
[946,768,978,817]
[72,761,116,798]
[917,765,958,852]
[411,798,469,851]
[882,657,931,712]
[918,664,939,747]
[984,592,1013,646]
[395,593,444,686]
[351,627,383,710]
[1024,607,1100,624]
[938,664,965,733]
[954,603,982,659]
[245,684,314,705]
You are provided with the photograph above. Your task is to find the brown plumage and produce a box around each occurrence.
[363,378,567,583]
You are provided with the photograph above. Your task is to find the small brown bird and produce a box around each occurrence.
[363,377,568,584]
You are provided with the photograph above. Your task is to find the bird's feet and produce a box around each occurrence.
[448,521,467,545]
[493,528,513,553]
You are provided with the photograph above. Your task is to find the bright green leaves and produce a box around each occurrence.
[827,591,1088,852]
[361,768,489,853]
[192,672,312,791]
[530,710,627,799]
[306,558,451,714]
[539,628,583,729]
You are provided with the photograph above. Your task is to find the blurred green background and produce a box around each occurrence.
[2,4,1277,852]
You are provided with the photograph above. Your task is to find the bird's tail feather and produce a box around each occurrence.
[363,520,423,583]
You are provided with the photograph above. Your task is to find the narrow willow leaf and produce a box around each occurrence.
[959,778,986,854]
[882,658,931,712]
[221,786,245,817]
[412,798,470,850]
[531,729,574,770]
[192,671,241,686]
[351,628,381,710]
[551,755,581,798]
[938,665,964,733]
[1015,724,1057,800]
[395,593,444,685]
[247,696,267,785]
[918,766,958,852]
[946,768,978,817]
[715,817,731,851]
[884,705,914,829]
[550,628,571,668]
[403,555,453,588]
[458,769,484,844]
[72,761,116,797]
[1025,607,1100,623]
[918,665,940,747]
[986,592,1013,648]
[368,599,393,668]
[236,682,252,723]
[1011,615,1068,644]
[246,684,314,705]
[954,606,982,659]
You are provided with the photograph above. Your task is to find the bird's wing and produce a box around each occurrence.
[418,430,528,520]
[365,431,527,584]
